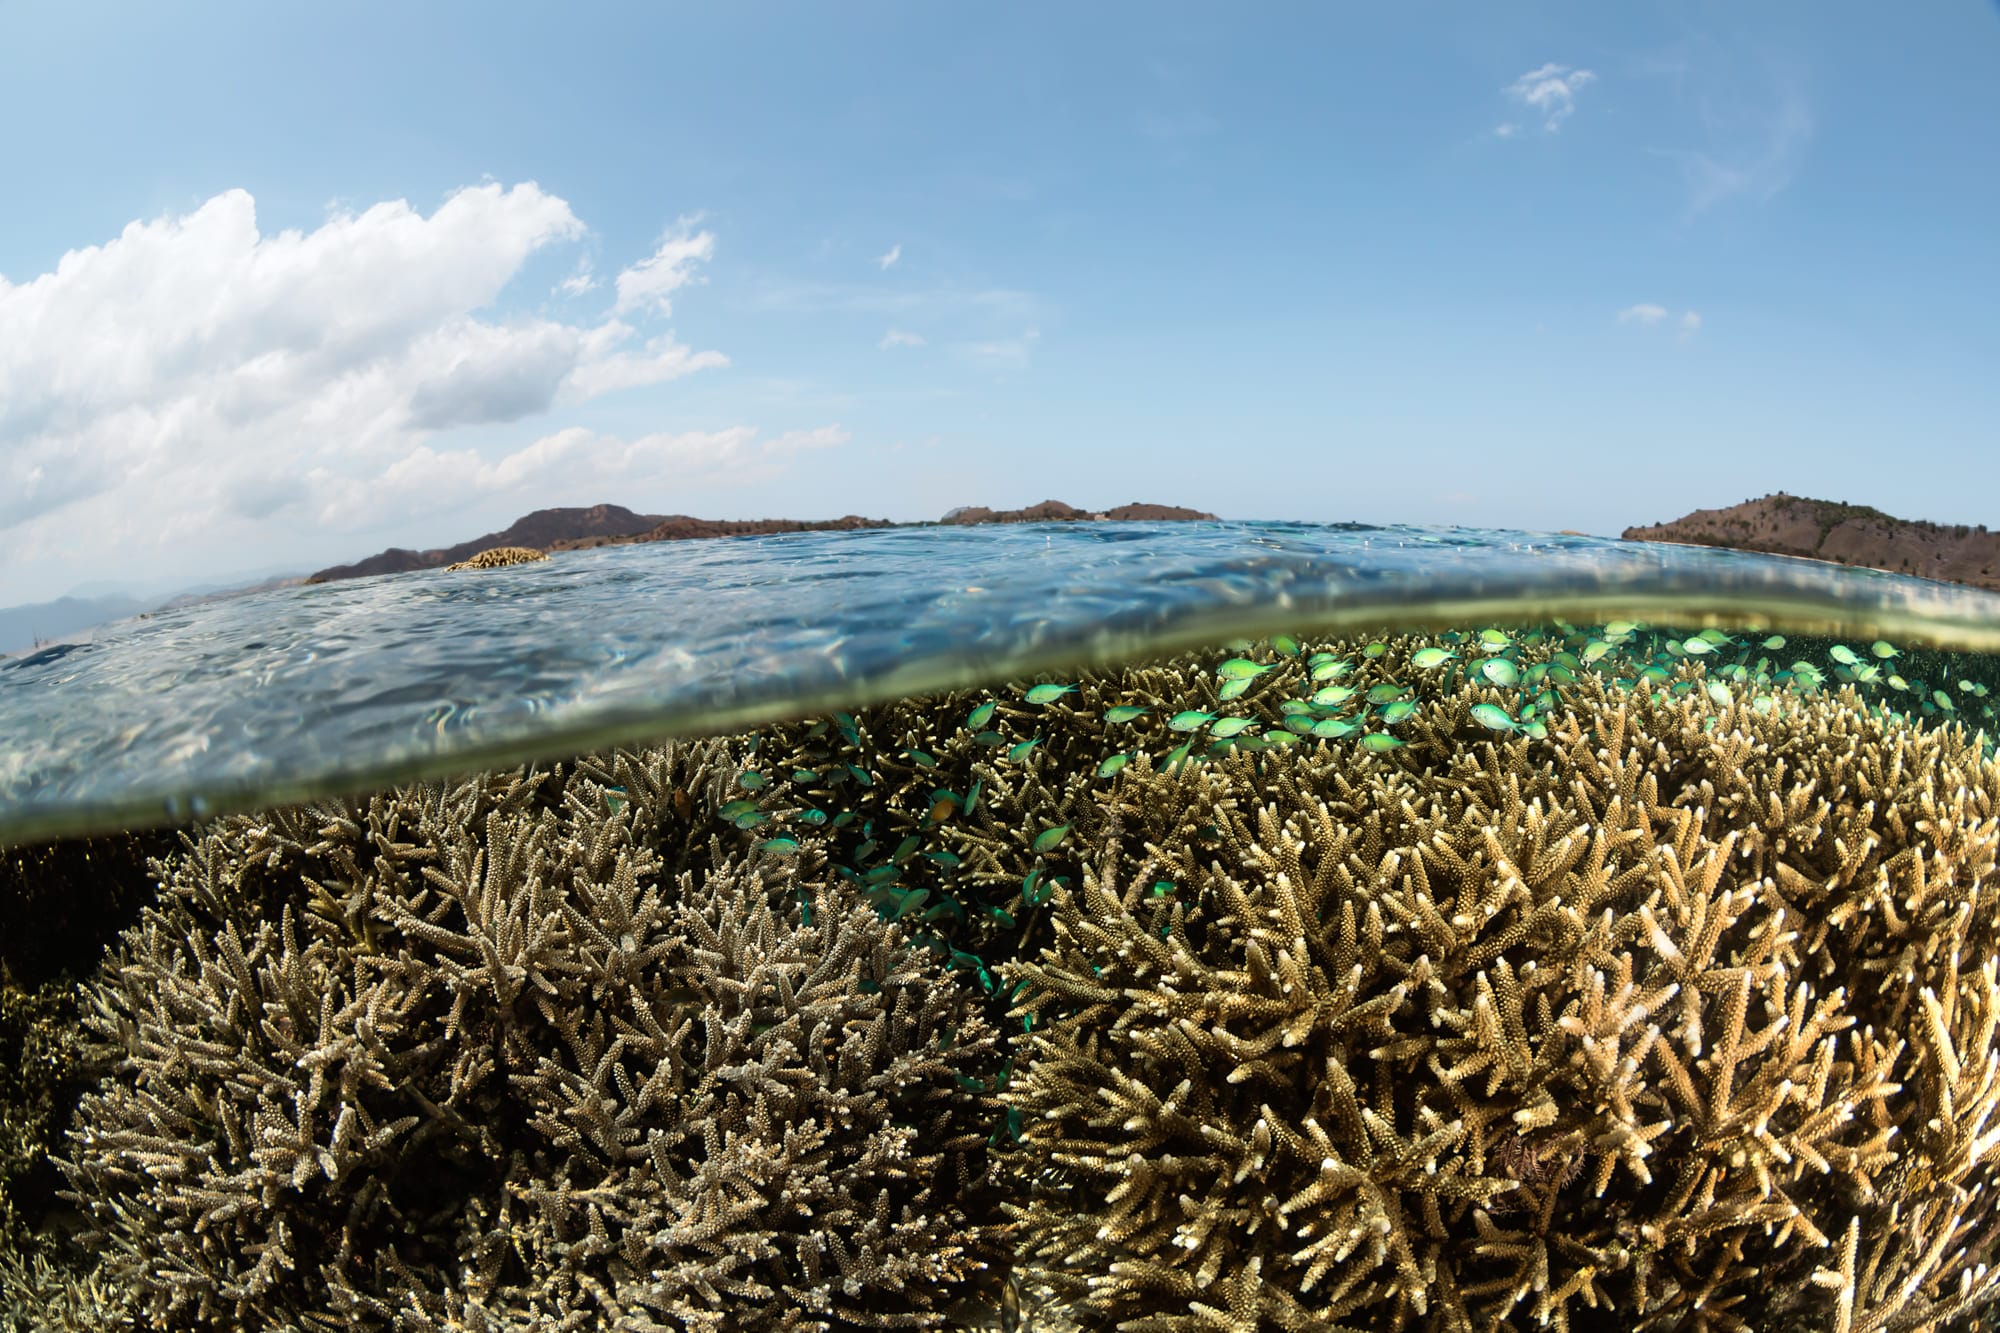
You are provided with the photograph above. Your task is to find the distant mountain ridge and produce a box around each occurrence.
[305,499,1219,584]
[305,504,667,582]
[0,594,152,655]
[546,512,895,553]
[1623,493,2000,594]
[939,499,1214,524]
[0,573,311,657]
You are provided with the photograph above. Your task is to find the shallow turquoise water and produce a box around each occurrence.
[3,520,1999,846]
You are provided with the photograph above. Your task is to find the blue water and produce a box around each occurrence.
[3,520,1999,846]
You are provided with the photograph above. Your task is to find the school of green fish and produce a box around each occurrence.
[1011,621,1996,778]
[715,616,1996,1013]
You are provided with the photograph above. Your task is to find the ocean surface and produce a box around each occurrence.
[4,520,1999,847]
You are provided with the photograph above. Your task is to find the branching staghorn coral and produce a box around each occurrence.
[56,740,1009,1331]
[0,828,181,1324]
[997,669,2000,1332]
[744,653,1316,1003]
[22,624,2000,1331]
[0,1245,138,1332]
[0,981,84,1265]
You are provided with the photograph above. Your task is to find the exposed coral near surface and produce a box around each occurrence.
[442,545,550,572]
[41,743,1008,1331]
[308,504,662,582]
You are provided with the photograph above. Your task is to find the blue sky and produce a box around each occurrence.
[1,2,1996,604]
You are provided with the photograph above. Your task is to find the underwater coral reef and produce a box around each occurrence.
[1000,676,2000,1329]
[36,744,1008,1331]
[4,624,1999,1332]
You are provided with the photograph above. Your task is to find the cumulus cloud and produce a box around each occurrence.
[557,258,597,296]
[1618,303,1702,337]
[1664,80,1813,213]
[1504,63,1596,132]
[877,243,902,271]
[309,425,850,530]
[560,321,729,399]
[613,222,715,316]
[879,328,925,349]
[0,184,832,603]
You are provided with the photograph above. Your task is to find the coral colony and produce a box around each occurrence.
[5,622,2000,1331]
[440,547,550,572]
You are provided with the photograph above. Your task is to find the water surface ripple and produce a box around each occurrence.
[4,521,1998,844]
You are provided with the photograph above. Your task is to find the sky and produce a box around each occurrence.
[1,3,1997,606]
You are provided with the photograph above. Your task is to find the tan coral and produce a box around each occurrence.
[55,742,1011,1331]
[443,545,549,571]
[997,670,2000,1332]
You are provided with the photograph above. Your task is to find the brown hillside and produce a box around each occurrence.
[940,499,1218,524]
[1101,502,1217,521]
[1623,492,2000,594]
[306,499,1218,585]
[306,504,664,583]
[550,514,896,551]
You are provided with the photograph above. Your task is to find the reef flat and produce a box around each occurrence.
[4,622,2000,1330]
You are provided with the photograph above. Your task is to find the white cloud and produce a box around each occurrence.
[557,258,597,296]
[1617,303,1670,325]
[560,321,729,400]
[1618,303,1702,337]
[879,328,925,350]
[309,425,850,529]
[0,185,791,603]
[961,327,1040,372]
[877,243,902,271]
[1662,80,1813,213]
[613,222,714,316]
[1493,122,1521,139]
[1504,63,1596,132]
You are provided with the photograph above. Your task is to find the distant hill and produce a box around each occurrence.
[306,504,667,582]
[0,594,152,656]
[1623,493,2000,594]
[940,499,1217,524]
[0,573,312,657]
[154,573,309,612]
[548,513,895,552]
[306,499,1218,584]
